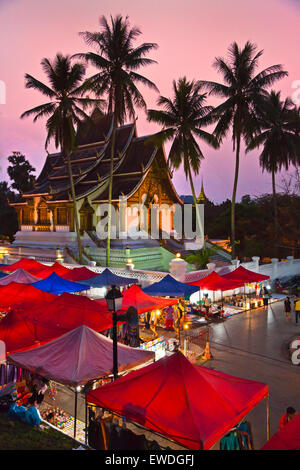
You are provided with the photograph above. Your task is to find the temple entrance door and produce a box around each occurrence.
[80,212,93,231]
[79,198,94,232]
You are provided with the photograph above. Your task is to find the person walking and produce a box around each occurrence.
[284,296,292,322]
[295,298,300,324]
[262,286,269,310]
[203,295,210,320]
[165,305,174,331]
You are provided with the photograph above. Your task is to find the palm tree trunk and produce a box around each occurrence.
[66,152,83,264]
[231,133,241,260]
[187,165,205,248]
[272,168,279,254]
[106,115,117,267]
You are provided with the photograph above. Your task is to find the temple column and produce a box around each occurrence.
[49,209,54,231]
[69,207,75,232]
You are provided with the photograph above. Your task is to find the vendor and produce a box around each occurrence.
[203,295,210,319]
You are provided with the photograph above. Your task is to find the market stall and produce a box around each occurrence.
[143,274,199,298]
[1,258,46,274]
[78,268,138,288]
[221,266,271,311]
[96,284,179,353]
[261,412,300,450]
[86,351,269,450]
[0,282,56,313]
[222,265,270,283]
[0,293,120,354]
[187,271,245,318]
[31,272,88,295]
[0,268,41,285]
[7,325,154,439]
[62,266,99,282]
[34,262,70,279]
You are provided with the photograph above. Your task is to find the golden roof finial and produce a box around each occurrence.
[197,177,207,203]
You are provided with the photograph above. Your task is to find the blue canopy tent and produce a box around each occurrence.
[32,272,88,295]
[78,268,138,288]
[143,274,199,298]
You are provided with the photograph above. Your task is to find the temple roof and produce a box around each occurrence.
[16,111,181,206]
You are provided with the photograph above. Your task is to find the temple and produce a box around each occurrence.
[10,110,231,269]
[10,110,193,270]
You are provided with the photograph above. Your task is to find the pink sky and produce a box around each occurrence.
[0,0,299,202]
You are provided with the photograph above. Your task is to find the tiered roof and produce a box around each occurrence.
[19,109,178,205]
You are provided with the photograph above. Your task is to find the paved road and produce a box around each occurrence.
[200,299,300,449]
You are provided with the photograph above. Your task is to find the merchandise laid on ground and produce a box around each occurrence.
[139,336,169,360]
[40,404,86,443]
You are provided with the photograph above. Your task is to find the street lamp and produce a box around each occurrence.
[105,285,123,380]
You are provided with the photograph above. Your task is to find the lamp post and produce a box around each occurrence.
[105,285,123,380]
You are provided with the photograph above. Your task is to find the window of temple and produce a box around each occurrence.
[37,202,49,225]
[22,207,33,225]
[57,207,68,225]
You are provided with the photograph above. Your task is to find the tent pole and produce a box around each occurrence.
[266,393,270,441]
[85,395,88,445]
[74,389,78,439]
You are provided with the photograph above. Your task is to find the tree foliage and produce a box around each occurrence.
[7,151,36,194]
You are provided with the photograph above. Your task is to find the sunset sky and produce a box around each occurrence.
[0,0,299,202]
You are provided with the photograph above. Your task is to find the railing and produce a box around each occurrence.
[35,225,51,232]
[56,225,70,232]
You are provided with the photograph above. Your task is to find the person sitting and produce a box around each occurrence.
[25,398,42,427]
[216,305,225,318]
[279,407,296,430]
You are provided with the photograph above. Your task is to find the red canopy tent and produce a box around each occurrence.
[35,262,70,279]
[62,266,98,282]
[2,258,46,274]
[0,282,56,312]
[187,271,244,291]
[0,293,118,355]
[261,413,300,450]
[86,352,269,450]
[222,266,270,283]
[0,309,62,355]
[96,284,178,314]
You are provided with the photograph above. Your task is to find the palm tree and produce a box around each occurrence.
[200,41,288,258]
[148,77,218,246]
[246,90,300,247]
[21,53,100,263]
[76,15,158,266]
